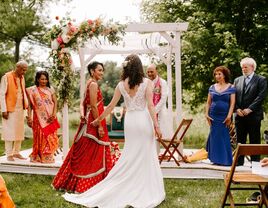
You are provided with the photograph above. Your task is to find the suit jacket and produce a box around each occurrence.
[234,73,267,120]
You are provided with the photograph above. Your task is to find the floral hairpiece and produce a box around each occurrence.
[122,60,129,67]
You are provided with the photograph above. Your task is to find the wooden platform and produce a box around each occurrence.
[0,149,252,179]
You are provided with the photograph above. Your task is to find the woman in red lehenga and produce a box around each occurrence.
[26,71,60,163]
[52,61,116,193]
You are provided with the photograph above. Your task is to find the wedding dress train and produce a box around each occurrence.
[63,78,165,208]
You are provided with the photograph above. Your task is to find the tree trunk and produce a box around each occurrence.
[14,40,21,62]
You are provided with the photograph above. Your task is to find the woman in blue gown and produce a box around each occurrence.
[205,66,236,166]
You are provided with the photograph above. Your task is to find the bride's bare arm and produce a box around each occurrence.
[92,85,121,126]
[146,80,162,138]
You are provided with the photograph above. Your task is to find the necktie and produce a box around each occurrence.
[243,76,250,93]
[245,76,250,86]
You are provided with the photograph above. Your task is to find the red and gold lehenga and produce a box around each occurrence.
[26,86,60,163]
[52,81,115,193]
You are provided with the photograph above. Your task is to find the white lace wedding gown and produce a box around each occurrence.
[63,78,165,208]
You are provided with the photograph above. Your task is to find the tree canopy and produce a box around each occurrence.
[141,0,268,111]
[0,0,51,62]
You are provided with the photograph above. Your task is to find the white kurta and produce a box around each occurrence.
[0,75,25,141]
[152,76,173,139]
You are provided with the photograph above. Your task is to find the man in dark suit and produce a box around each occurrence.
[234,57,267,166]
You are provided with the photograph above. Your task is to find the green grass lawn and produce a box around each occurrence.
[1,173,253,208]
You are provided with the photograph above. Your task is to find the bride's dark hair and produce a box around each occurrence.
[121,54,144,89]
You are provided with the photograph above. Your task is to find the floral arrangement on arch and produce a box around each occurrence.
[44,17,126,109]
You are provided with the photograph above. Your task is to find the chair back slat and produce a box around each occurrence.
[237,144,268,156]
[172,118,193,142]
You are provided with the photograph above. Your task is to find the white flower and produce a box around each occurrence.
[61,48,70,53]
[51,39,59,50]
[122,61,128,67]
[62,26,69,34]
[52,50,58,55]
[61,26,72,43]
[62,34,71,43]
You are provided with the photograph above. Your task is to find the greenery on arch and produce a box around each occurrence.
[44,17,125,109]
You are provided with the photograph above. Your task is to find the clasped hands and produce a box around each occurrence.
[237,108,252,117]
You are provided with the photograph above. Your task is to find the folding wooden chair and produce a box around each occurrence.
[157,118,193,166]
[221,144,268,208]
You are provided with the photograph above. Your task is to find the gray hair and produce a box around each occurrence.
[240,57,257,71]
[16,60,28,67]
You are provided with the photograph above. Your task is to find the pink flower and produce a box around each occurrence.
[69,26,77,33]
[56,36,63,44]
[87,19,93,25]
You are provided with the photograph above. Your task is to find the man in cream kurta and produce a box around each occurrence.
[147,64,173,155]
[0,61,28,161]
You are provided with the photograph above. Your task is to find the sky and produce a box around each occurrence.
[23,0,144,68]
[50,0,142,24]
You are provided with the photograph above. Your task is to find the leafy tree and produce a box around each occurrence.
[100,61,122,106]
[0,0,51,62]
[141,0,268,111]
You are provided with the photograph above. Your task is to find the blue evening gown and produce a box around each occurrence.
[206,84,236,166]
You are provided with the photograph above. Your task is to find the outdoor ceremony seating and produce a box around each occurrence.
[221,144,268,207]
[158,118,193,166]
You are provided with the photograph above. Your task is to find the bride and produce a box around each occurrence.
[63,54,166,208]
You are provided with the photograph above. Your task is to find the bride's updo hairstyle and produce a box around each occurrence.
[121,54,145,89]
[87,61,104,77]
